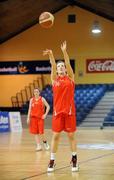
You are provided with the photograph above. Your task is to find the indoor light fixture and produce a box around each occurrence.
[91,20,102,34]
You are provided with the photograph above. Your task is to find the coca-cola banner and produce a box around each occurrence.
[86,59,114,73]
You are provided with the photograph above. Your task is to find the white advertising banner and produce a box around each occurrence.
[9,112,22,132]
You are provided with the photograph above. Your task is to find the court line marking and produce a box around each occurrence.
[21,151,114,180]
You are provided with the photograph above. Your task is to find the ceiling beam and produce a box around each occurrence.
[62,0,114,21]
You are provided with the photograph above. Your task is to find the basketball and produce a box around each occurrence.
[39,12,54,28]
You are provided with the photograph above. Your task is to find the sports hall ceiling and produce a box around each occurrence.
[0,0,114,44]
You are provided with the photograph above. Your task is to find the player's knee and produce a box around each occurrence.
[68,133,75,141]
[53,133,60,141]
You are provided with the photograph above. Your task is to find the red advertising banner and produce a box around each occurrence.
[86,59,114,73]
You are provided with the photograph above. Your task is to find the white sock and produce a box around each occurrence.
[72,152,77,156]
[50,153,56,160]
[37,143,41,146]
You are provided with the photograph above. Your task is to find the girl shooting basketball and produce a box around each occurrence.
[27,88,50,151]
[43,41,79,172]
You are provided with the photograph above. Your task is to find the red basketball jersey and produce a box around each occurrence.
[30,96,44,118]
[52,75,76,116]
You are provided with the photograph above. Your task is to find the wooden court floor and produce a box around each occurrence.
[0,127,114,180]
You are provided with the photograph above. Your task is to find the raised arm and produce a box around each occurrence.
[43,49,56,83]
[61,41,74,81]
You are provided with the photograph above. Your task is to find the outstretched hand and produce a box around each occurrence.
[43,49,53,56]
[61,41,67,51]
[43,49,55,65]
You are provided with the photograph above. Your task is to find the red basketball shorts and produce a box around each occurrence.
[52,113,76,133]
[30,117,44,134]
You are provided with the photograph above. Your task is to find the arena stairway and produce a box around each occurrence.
[79,91,114,128]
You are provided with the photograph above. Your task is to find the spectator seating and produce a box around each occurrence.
[75,84,106,125]
[21,83,114,127]
[103,107,114,126]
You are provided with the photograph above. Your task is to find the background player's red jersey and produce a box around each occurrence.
[30,96,44,119]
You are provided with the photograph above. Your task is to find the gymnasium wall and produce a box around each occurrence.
[0,6,114,106]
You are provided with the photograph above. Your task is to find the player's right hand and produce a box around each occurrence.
[43,49,52,56]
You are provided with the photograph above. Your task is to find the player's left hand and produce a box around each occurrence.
[61,41,67,51]
[42,114,47,119]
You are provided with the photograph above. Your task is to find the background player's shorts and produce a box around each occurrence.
[52,113,76,132]
[30,117,44,134]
